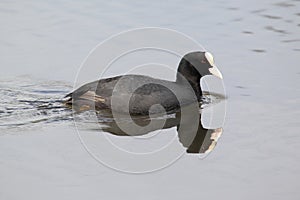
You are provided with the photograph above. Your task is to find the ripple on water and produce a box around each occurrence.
[261,14,282,19]
[251,49,267,53]
[0,77,73,131]
[265,25,289,34]
[273,2,295,7]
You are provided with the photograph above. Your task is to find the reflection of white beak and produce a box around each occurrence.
[209,65,223,79]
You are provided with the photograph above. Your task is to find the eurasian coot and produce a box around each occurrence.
[64,51,223,115]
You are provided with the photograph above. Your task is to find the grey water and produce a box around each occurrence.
[0,0,300,199]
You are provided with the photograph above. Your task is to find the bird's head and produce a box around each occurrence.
[177,51,223,82]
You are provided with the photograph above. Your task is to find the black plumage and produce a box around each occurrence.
[64,51,222,115]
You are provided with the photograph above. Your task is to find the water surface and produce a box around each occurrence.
[0,0,299,199]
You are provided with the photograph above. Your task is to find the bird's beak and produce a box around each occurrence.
[209,65,223,79]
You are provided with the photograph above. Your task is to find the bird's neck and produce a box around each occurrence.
[176,74,202,101]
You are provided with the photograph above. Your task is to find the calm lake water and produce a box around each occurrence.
[0,0,300,199]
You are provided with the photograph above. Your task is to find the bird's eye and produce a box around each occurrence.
[201,59,207,64]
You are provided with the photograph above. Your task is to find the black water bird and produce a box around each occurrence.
[64,51,223,115]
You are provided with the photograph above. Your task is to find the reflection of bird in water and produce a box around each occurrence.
[95,103,222,154]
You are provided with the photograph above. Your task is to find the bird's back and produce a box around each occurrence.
[65,75,196,115]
